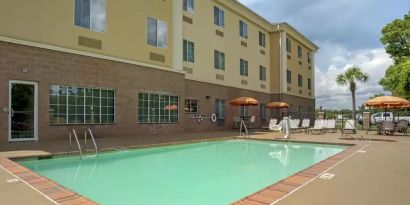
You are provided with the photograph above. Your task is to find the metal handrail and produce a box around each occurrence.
[85,129,98,154]
[69,129,82,155]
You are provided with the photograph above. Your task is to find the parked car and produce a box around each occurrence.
[370,112,410,125]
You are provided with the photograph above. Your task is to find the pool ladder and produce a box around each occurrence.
[69,129,98,156]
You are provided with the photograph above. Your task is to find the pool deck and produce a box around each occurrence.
[0,130,410,205]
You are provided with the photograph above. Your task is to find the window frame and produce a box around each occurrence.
[138,92,180,124]
[240,59,249,76]
[147,17,168,48]
[74,0,107,32]
[214,50,225,70]
[298,45,303,58]
[298,74,303,87]
[259,66,266,81]
[259,31,266,47]
[286,38,292,53]
[185,99,199,114]
[49,85,115,125]
[183,0,195,13]
[287,70,292,84]
[183,39,195,63]
[308,52,312,63]
[308,78,312,90]
[239,20,248,39]
[214,6,225,27]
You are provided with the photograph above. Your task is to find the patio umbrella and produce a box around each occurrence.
[266,101,290,118]
[229,97,259,137]
[229,97,258,106]
[364,96,410,109]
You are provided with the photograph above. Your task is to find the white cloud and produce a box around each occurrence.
[315,47,393,110]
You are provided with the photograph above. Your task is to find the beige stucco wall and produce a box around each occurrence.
[0,0,174,68]
[182,0,271,93]
[285,34,315,98]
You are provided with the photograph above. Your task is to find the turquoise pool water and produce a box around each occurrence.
[19,140,345,205]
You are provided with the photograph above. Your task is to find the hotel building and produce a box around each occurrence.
[0,0,318,142]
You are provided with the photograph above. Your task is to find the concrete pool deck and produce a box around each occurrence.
[0,130,409,205]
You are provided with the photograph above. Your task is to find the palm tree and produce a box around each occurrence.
[336,66,369,123]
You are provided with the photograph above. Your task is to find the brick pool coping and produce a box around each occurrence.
[231,143,364,205]
[0,138,363,205]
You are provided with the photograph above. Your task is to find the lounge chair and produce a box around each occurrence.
[324,119,337,133]
[381,121,395,135]
[299,119,310,133]
[232,116,240,130]
[269,120,283,132]
[263,118,277,129]
[308,119,324,135]
[246,115,256,129]
[394,120,409,135]
[290,119,301,133]
[342,120,356,134]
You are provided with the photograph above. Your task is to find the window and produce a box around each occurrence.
[215,99,225,120]
[214,50,225,70]
[298,74,303,87]
[260,103,267,120]
[259,32,266,47]
[214,6,224,27]
[286,38,292,53]
[147,17,168,48]
[239,20,248,39]
[287,70,292,84]
[185,99,198,113]
[240,59,248,76]
[138,93,179,123]
[183,39,194,63]
[308,78,312,90]
[183,0,194,13]
[259,66,266,81]
[75,0,106,32]
[298,46,302,58]
[308,52,312,63]
[49,85,115,124]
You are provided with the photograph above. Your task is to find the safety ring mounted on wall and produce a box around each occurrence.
[210,114,217,123]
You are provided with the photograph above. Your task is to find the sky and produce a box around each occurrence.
[238,0,409,110]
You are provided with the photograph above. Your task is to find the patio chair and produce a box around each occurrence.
[290,119,301,133]
[299,119,310,133]
[262,118,277,129]
[394,120,409,135]
[324,119,337,133]
[308,119,324,135]
[232,116,240,130]
[269,120,283,132]
[342,120,356,134]
[246,115,256,129]
[381,121,395,135]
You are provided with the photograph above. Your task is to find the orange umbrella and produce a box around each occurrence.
[229,97,258,106]
[265,102,290,109]
[364,96,410,109]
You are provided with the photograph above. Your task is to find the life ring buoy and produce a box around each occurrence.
[197,115,203,124]
[210,114,217,123]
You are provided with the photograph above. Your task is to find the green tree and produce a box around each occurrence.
[379,57,410,99]
[336,66,369,122]
[380,11,410,99]
[380,11,410,60]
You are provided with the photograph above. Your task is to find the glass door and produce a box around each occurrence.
[9,81,38,141]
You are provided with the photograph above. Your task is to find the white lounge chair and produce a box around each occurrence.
[324,119,336,133]
[263,118,277,129]
[342,120,356,134]
[269,120,283,132]
[299,119,310,133]
[308,119,324,135]
[290,119,301,133]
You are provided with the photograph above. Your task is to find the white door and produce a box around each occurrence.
[8,80,38,142]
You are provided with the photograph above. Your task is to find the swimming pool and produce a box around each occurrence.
[19,140,346,205]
